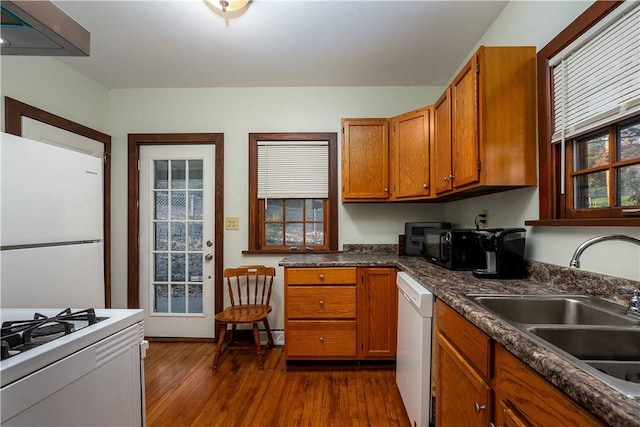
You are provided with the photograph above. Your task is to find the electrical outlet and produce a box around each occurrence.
[481,209,489,228]
[225,216,239,230]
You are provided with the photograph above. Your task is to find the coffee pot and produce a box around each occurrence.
[472,228,526,279]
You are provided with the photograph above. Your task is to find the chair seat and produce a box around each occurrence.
[215,305,272,324]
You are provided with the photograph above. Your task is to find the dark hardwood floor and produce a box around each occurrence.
[145,341,411,427]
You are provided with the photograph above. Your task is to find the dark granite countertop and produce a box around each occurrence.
[279,252,640,427]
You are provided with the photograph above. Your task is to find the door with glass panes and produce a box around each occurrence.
[139,145,215,337]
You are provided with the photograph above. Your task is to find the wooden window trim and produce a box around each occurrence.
[526,0,640,227]
[245,132,338,254]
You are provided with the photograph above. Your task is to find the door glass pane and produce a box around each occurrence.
[155,192,168,220]
[171,285,186,313]
[574,133,609,171]
[188,285,203,314]
[574,171,610,209]
[155,222,168,250]
[154,253,168,281]
[188,253,203,282]
[188,191,203,220]
[154,160,168,189]
[171,253,186,281]
[154,284,168,313]
[171,191,186,220]
[171,160,186,189]
[188,222,203,250]
[150,156,209,316]
[188,160,203,189]
[617,165,640,206]
[170,222,186,251]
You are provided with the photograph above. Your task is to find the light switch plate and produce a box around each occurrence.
[225,216,239,230]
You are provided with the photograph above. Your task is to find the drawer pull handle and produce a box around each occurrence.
[319,300,324,307]
[474,403,486,413]
[319,274,325,281]
[319,336,324,343]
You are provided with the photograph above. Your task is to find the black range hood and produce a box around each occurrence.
[1,1,89,56]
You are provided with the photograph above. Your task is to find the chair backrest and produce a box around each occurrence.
[223,265,275,307]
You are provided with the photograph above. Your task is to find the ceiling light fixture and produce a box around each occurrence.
[205,0,250,13]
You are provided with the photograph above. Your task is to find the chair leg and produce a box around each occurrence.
[212,325,227,370]
[263,318,274,348]
[252,322,264,370]
[229,324,237,346]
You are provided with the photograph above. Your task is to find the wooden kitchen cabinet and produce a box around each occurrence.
[285,267,358,360]
[433,46,537,197]
[284,266,398,361]
[435,300,492,427]
[389,107,432,200]
[357,268,397,359]
[435,300,606,427]
[341,118,390,201]
[494,344,604,427]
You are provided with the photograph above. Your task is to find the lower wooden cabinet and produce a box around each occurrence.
[284,266,397,361]
[435,300,606,427]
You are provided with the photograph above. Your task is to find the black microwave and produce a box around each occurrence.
[404,222,451,256]
[424,228,485,270]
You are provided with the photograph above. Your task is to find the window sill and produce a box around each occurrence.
[525,218,640,227]
[242,249,340,255]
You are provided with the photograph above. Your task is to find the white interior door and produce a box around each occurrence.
[139,145,215,338]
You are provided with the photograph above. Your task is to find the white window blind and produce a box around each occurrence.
[551,1,640,143]
[257,141,328,199]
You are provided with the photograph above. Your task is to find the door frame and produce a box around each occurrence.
[4,97,113,307]
[127,134,224,330]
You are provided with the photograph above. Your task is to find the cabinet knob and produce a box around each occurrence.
[444,176,449,182]
[319,336,324,343]
[384,187,389,192]
[449,174,456,180]
[319,274,325,281]
[422,183,428,189]
[319,300,324,307]
[474,403,486,413]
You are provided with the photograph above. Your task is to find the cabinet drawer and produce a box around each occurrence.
[286,267,356,285]
[286,321,356,357]
[287,286,356,319]
[436,299,491,377]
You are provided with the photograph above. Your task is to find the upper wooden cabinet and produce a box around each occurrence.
[390,107,432,200]
[341,118,390,201]
[434,46,537,197]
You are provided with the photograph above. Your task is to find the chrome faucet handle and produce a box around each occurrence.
[627,289,640,318]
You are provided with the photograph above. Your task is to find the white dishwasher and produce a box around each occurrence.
[396,271,434,427]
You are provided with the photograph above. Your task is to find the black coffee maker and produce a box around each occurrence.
[472,228,526,279]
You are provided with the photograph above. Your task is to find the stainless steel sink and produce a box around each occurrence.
[466,294,640,398]
[469,294,639,326]
[527,327,640,360]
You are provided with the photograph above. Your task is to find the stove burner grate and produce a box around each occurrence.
[0,308,99,360]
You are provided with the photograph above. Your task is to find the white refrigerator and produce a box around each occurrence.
[0,132,105,308]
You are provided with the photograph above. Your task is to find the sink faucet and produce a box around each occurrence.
[569,234,640,268]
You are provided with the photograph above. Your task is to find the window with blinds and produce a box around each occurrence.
[247,133,338,252]
[551,1,640,143]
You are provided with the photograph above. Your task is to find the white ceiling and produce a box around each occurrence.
[53,0,508,89]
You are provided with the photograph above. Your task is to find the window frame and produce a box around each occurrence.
[246,132,339,253]
[529,0,640,226]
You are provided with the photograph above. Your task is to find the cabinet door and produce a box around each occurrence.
[496,400,532,427]
[435,331,492,427]
[358,268,397,359]
[451,55,480,189]
[341,118,390,201]
[433,88,453,195]
[390,107,431,200]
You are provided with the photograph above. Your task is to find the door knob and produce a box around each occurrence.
[205,254,213,261]
[206,240,213,247]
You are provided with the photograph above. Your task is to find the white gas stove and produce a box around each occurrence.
[0,308,148,426]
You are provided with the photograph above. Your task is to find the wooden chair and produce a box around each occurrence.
[212,265,275,370]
